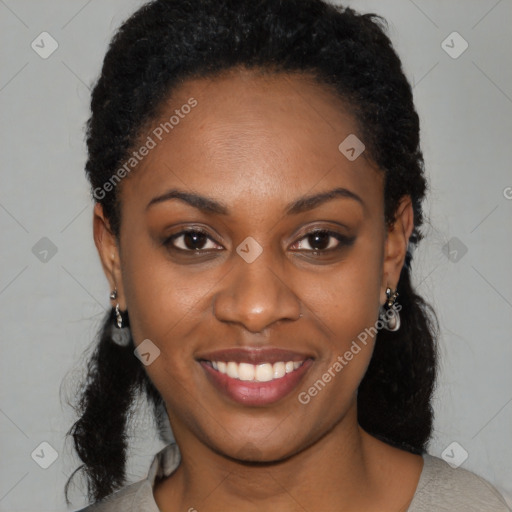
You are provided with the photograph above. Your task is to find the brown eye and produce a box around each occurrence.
[305,231,331,251]
[182,231,208,250]
[291,230,355,253]
[165,229,223,252]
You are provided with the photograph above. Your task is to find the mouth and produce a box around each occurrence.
[197,348,314,406]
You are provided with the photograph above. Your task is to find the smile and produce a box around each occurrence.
[197,348,313,406]
[205,360,305,382]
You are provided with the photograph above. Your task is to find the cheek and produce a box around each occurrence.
[300,241,383,344]
[294,237,383,398]
[119,224,214,334]
[120,252,211,407]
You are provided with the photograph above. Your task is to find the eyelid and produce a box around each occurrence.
[290,221,352,244]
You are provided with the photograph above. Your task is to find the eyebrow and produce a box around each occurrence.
[146,187,365,215]
[146,189,230,215]
[285,187,364,215]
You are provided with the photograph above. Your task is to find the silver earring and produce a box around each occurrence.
[380,287,400,332]
[110,289,130,345]
[115,303,123,328]
[111,305,131,346]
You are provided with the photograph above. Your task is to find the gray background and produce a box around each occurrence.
[1,0,511,510]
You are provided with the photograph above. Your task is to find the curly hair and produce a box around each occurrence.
[66,0,438,504]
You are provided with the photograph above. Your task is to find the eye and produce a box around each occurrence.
[290,229,354,253]
[165,229,223,252]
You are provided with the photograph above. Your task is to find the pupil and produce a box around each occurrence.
[308,231,329,250]
[184,232,207,250]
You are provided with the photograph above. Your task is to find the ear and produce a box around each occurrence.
[380,196,414,305]
[93,203,126,310]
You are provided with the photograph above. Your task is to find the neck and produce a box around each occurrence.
[154,404,407,512]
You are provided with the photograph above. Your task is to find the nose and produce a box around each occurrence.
[213,248,301,333]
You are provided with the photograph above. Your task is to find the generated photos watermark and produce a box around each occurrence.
[93,97,198,200]
[298,304,402,405]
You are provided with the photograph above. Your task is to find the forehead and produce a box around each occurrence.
[121,67,382,214]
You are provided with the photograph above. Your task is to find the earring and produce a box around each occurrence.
[115,303,123,328]
[385,287,399,308]
[380,287,400,332]
[110,288,129,335]
[110,288,125,328]
[110,296,131,346]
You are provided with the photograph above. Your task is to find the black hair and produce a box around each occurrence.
[66,0,438,504]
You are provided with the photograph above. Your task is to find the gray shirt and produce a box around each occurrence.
[77,443,511,511]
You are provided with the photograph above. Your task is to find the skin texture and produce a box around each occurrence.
[94,68,421,511]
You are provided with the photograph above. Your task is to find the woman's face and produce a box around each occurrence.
[95,67,413,462]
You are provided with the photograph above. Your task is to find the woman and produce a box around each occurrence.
[66,0,510,510]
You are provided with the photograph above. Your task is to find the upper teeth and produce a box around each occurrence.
[210,361,303,382]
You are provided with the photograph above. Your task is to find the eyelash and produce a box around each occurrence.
[163,228,355,255]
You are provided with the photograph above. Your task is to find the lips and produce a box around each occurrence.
[197,348,314,406]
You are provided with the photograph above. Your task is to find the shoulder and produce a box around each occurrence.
[74,479,157,512]
[408,453,511,512]
[74,443,181,512]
